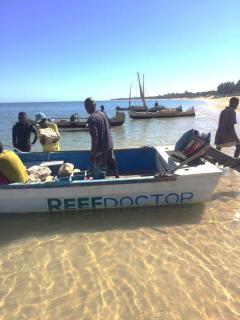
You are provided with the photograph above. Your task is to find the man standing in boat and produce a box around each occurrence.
[215,97,240,158]
[84,97,119,179]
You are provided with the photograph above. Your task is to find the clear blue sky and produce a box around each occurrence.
[1,0,240,102]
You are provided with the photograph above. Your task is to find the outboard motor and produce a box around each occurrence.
[171,129,211,164]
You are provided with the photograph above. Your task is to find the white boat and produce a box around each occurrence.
[0,145,222,214]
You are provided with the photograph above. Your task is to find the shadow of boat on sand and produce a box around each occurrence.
[0,204,204,247]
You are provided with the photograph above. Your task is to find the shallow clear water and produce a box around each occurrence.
[0,99,240,320]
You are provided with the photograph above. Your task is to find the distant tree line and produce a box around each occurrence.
[217,80,240,95]
[153,79,240,99]
[112,79,240,100]
[152,90,216,99]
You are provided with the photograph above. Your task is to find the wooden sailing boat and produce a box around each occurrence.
[128,83,132,108]
[129,73,195,119]
[116,74,147,112]
[137,72,148,111]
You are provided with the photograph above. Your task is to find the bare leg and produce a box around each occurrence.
[234,144,240,158]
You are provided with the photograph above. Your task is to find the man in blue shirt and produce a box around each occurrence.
[84,97,119,178]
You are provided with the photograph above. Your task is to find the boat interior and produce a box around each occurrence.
[18,146,178,183]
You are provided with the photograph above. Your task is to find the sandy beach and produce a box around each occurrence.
[196,95,240,111]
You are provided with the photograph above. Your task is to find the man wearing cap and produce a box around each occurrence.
[84,97,119,179]
[12,112,37,152]
[35,113,61,152]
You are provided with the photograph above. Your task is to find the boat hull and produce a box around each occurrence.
[0,146,221,214]
[129,109,195,119]
[0,167,221,214]
[56,120,125,132]
[116,106,146,112]
[52,112,125,131]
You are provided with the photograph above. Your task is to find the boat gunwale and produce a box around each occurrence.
[0,168,222,190]
[0,174,177,190]
[0,146,222,190]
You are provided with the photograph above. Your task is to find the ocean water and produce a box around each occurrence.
[1,99,203,151]
[0,99,240,320]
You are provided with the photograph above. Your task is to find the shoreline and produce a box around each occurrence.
[191,95,240,111]
[112,95,240,111]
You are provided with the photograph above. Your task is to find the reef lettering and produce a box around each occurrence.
[47,192,194,211]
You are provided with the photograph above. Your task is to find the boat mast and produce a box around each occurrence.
[137,72,148,110]
[142,74,145,97]
[128,83,132,108]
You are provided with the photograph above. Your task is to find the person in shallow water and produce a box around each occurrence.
[215,97,240,158]
[0,142,28,184]
[35,113,61,152]
[84,97,119,179]
[12,112,37,152]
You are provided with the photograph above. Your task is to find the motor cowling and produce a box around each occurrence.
[171,129,211,162]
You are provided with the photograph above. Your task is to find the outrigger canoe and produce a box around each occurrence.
[0,144,222,214]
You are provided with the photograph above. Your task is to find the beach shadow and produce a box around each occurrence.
[211,191,240,201]
[0,204,204,247]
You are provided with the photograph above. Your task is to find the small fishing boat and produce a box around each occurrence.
[0,131,222,214]
[51,112,125,132]
[129,107,195,119]
[108,112,126,126]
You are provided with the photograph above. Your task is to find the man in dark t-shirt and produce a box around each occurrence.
[84,97,119,178]
[12,112,37,152]
[215,97,240,158]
